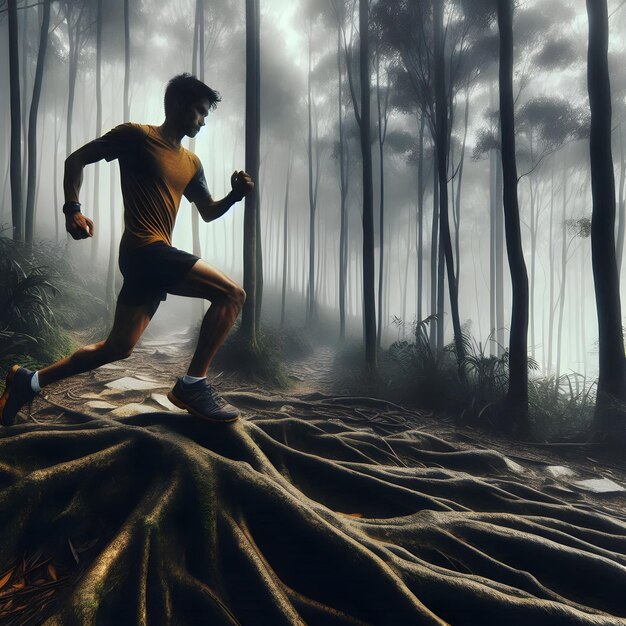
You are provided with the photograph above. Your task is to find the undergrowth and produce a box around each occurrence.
[0,233,102,390]
[331,315,597,442]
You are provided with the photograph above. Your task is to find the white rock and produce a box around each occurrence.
[573,478,625,494]
[148,393,185,412]
[546,465,576,479]
[105,377,163,391]
[108,403,157,417]
[85,400,117,411]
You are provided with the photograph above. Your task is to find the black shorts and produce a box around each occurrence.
[118,241,200,318]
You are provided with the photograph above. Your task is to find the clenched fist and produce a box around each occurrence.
[231,170,254,201]
[65,211,95,240]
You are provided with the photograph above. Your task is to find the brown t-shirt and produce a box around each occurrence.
[95,123,211,250]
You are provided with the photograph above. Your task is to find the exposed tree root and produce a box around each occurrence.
[0,397,625,625]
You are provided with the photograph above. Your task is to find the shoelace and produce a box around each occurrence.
[205,385,226,407]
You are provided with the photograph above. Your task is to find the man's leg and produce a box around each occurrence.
[168,259,246,377]
[37,299,153,388]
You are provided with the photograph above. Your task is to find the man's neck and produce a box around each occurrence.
[158,120,185,148]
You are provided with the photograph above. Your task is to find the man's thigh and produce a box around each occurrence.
[168,259,240,302]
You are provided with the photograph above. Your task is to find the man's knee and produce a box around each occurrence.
[102,339,134,362]
[216,286,245,310]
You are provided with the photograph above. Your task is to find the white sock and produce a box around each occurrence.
[182,374,206,385]
[31,371,41,393]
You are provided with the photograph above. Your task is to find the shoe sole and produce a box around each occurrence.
[167,391,239,423]
[0,365,21,426]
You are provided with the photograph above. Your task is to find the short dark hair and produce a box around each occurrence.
[164,73,221,116]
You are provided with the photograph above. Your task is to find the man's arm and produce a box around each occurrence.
[63,141,113,239]
[194,170,254,223]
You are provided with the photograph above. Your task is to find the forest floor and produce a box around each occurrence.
[1,330,626,624]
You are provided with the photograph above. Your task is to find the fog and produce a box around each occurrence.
[3,0,626,382]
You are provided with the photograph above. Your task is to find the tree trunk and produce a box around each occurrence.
[453,88,470,295]
[25,0,50,245]
[489,85,496,355]
[547,167,555,375]
[359,0,377,370]
[123,0,130,122]
[616,122,625,280]
[430,161,438,349]
[555,159,568,387]
[253,0,263,332]
[586,0,626,436]
[417,114,425,324]
[281,157,291,327]
[497,0,530,419]
[337,24,348,342]
[8,0,23,242]
[434,0,464,361]
[92,0,103,262]
[241,0,260,346]
[375,41,390,350]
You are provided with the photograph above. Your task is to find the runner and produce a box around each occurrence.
[0,73,253,426]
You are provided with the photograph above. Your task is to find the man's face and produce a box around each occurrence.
[180,99,210,138]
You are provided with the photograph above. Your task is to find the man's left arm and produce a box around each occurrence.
[185,166,254,223]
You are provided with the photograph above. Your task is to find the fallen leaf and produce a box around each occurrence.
[0,570,13,591]
[47,564,58,581]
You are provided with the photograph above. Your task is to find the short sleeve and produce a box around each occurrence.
[183,164,212,204]
[93,123,146,162]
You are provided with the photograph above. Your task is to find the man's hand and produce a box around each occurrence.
[230,170,254,201]
[65,211,95,240]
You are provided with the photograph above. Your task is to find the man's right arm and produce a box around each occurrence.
[64,142,113,239]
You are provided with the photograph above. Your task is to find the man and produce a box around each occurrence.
[0,73,253,426]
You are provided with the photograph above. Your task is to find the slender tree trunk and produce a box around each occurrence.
[417,114,425,324]
[617,122,625,280]
[586,0,625,436]
[454,88,470,293]
[123,0,130,122]
[430,160,438,348]
[241,0,260,347]
[91,0,103,262]
[8,0,23,242]
[529,169,537,360]
[359,0,377,369]
[497,0,530,418]
[489,85,496,355]
[548,167,555,375]
[556,160,569,386]
[253,0,263,332]
[434,1,464,360]
[281,157,291,327]
[25,0,51,245]
[20,4,28,203]
[53,102,59,241]
[375,41,389,349]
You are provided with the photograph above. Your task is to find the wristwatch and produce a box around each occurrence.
[63,201,81,216]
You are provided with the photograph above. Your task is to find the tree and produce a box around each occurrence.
[586,0,626,438]
[241,0,260,350]
[7,0,23,241]
[497,0,530,426]
[24,0,51,245]
[433,0,465,362]
[358,0,377,369]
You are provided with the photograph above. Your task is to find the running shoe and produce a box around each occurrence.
[0,365,37,427]
[167,377,239,422]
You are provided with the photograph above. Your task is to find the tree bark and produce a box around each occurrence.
[359,0,377,369]
[92,0,103,262]
[280,156,291,327]
[123,0,130,122]
[497,0,530,419]
[25,0,51,245]
[433,0,464,360]
[586,0,626,436]
[241,0,260,347]
[8,0,23,242]
[417,114,425,324]
[337,23,348,341]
